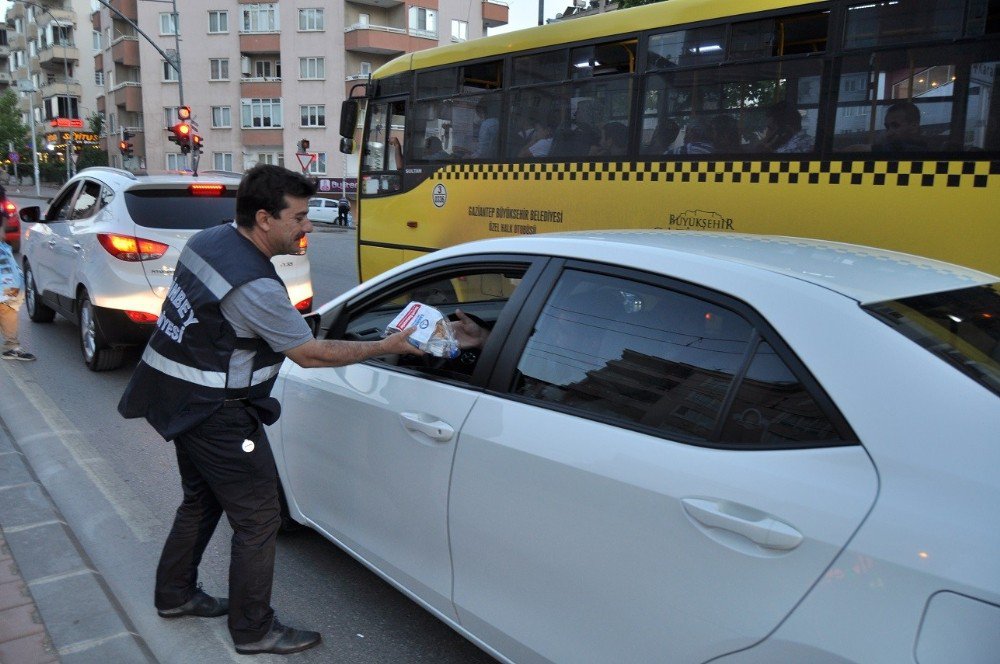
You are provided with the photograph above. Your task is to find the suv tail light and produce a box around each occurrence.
[97,233,169,261]
[294,297,312,312]
[189,184,226,196]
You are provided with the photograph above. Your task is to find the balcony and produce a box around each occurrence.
[350,0,405,7]
[110,81,142,113]
[111,37,139,67]
[240,79,281,98]
[9,33,26,52]
[96,95,105,113]
[94,53,103,71]
[37,7,76,29]
[0,72,12,85]
[0,45,9,58]
[240,129,283,147]
[41,79,83,100]
[108,0,138,21]
[38,43,80,69]
[482,0,509,28]
[239,33,280,54]
[344,24,409,55]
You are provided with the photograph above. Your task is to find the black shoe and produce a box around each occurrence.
[157,589,229,618]
[235,617,322,656]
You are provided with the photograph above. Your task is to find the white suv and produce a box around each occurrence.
[19,168,313,371]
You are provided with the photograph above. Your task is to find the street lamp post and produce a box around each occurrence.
[15,79,41,197]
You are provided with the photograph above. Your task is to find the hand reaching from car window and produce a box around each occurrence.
[450,309,491,350]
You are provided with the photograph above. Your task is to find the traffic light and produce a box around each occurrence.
[169,122,192,153]
[191,133,204,154]
[119,129,134,157]
[178,106,191,121]
[298,139,310,152]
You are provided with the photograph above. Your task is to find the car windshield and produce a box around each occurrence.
[864,283,1000,396]
[308,198,324,207]
[124,188,237,230]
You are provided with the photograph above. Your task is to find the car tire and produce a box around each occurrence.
[23,261,55,323]
[78,290,124,371]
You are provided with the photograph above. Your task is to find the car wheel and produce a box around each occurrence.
[78,290,124,371]
[23,261,55,323]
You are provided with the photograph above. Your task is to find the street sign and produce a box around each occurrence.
[8,152,19,164]
[295,152,316,173]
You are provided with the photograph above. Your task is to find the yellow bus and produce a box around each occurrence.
[340,0,1000,280]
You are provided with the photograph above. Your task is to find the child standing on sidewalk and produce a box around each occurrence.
[0,184,36,362]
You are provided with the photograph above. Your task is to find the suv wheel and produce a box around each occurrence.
[79,289,124,371]
[24,261,55,323]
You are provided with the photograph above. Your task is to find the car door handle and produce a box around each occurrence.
[73,243,82,251]
[47,239,56,247]
[681,498,803,551]
[399,412,454,442]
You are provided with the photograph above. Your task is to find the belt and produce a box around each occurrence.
[222,398,252,408]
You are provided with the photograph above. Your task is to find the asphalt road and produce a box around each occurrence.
[4,223,497,663]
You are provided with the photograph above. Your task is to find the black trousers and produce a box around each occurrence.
[154,403,280,645]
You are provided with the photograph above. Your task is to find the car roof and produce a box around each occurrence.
[75,167,241,187]
[428,231,997,304]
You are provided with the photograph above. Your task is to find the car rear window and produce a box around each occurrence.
[124,188,237,230]
[864,283,1000,396]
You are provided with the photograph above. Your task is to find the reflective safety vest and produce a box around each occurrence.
[118,224,287,440]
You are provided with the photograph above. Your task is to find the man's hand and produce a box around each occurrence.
[381,327,424,356]
[449,309,490,350]
[3,287,20,298]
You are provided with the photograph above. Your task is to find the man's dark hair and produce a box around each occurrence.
[885,100,921,126]
[235,164,316,228]
[766,103,803,131]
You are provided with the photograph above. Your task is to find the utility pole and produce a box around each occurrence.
[17,79,41,197]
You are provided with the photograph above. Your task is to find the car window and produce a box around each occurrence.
[337,265,527,382]
[308,198,323,207]
[123,188,237,230]
[511,269,846,448]
[71,180,103,220]
[46,182,80,221]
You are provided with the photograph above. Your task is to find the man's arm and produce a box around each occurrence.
[284,328,421,368]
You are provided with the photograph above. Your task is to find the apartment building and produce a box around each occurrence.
[4,0,100,165]
[93,0,509,179]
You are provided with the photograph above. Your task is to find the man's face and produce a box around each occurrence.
[267,195,312,255]
[885,111,919,141]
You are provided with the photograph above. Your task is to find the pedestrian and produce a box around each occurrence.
[0,185,35,362]
[337,196,350,226]
[117,165,421,656]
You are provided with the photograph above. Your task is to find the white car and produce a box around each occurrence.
[268,231,999,664]
[307,197,347,225]
[20,167,313,371]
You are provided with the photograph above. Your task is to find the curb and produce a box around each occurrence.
[0,425,153,663]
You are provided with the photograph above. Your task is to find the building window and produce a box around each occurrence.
[163,61,179,82]
[254,60,279,79]
[451,19,468,41]
[208,10,229,34]
[307,152,327,175]
[298,8,324,31]
[299,57,325,80]
[256,152,283,167]
[241,98,282,128]
[213,152,233,171]
[242,4,278,33]
[300,104,326,127]
[211,106,231,128]
[210,58,230,81]
[160,12,178,36]
[95,71,104,86]
[166,153,185,170]
[92,30,101,51]
[409,7,437,35]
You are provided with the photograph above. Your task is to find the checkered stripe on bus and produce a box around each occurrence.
[431,160,999,187]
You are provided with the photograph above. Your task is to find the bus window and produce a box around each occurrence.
[844,0,966,49]
[647,25,726,70]
[729,10,828,59]
[411,99,455,162]
[462,60,503,92]
[513,49,569,86]
[416,67,459,99]
[833,45,999,153]
[450,93,502,160]
[639,59,822,156]
[570,39,636,79]
[362,99,405,193]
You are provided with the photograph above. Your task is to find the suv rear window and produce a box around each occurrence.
[124,188,237,230]
[864,283,1000,396]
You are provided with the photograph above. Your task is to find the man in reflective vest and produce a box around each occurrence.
[118,165,420,656]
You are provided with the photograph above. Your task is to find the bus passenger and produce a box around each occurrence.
[422,136,451,160]
[712,115,742,153]
[645,118,680,154]
[590,122,628,157]
[520,120,556,158]
[759,103,813,153]
[387,136,404,169]
[874,101,927,152]
[472,98,499,159]
[669,118,714,155]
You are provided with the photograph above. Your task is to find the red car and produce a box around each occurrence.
[2,198,18,252]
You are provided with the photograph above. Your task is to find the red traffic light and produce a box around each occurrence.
[178,106,191,120]
[178,123,191,137]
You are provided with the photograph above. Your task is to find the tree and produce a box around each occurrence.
[0,90,28,154]
[616,0,665,8]
[87,111,104,137]
[75,146,109,171]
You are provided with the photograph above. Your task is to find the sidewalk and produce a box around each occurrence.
[5,182,62,201]
[0,423,152,662]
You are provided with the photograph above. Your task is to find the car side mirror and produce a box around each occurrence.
[303,311,321,338]
[19,206,40,223]
[339,137,355,155]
